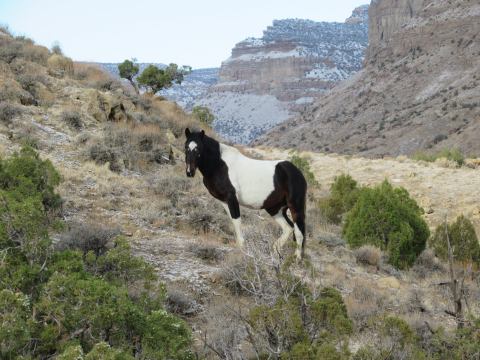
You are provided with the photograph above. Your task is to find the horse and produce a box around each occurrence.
[184,128,307,259]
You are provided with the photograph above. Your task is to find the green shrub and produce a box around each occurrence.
[249,286,352,357]
[0,289,32,358]
[343,180,429,269]
[192,105,214,126]
[353,317,425,360]
[0,148,193,358]
[319,174,359,224]
[413,148,465,166]
[0,147,62,264]
[429,215,480,266]
[354,317,480,360]
[289,153,319,187]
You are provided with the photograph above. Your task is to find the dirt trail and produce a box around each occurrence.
[254,147,480,234]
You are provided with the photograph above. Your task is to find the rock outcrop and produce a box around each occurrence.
[256,0,480,157]
[199,6,369,143]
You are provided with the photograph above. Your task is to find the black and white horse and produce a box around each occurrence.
[184,128,307,259]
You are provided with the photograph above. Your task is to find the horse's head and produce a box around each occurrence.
[184,128,205,177]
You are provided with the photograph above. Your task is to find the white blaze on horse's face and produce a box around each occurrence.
[185,141,200,177]
[188,141,197,151]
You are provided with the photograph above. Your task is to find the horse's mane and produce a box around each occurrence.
[198,134,222,176]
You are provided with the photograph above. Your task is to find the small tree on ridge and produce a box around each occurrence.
[118,59,139,94]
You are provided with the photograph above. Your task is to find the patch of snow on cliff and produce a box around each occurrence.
[224,48,305,63]
[295,97,315,104]
[242,37,266,47]
[305,65,348,81]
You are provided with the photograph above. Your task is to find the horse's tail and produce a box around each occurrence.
[278,161,307,257]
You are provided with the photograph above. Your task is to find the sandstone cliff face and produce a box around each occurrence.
[367,0,424,58]
[200,6,369,144]
[256,0,480,157]
[216,12,368,103]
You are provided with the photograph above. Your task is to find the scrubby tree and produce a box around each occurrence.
[429,215,480,266]
[319,174,360,224]
[248,285,352,359]
[192,105,214,126]
[137,63,191,94]
[343,180,430,269]
[118,59,139,94]
[212,248,352,358]
[289,153,319,187]
[51,41,63,55]
[430,215,479,329]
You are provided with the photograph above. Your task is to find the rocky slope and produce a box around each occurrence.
[160,67,218,109]
[256,0,480,157]
[198,6,369,144]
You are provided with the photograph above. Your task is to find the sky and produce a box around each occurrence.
[0,0,368,69]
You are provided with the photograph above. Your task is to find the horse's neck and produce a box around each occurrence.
[198,138,222,177]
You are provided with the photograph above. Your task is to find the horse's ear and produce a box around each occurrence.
[200,130,205,139]
[185,128,191,137]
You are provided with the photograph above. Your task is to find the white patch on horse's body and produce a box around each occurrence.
[188,141,198,151]
[219,144,281,209]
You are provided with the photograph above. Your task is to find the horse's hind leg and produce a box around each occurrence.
[221,193,245,248]
[289,206,306,260]
[270,207,293,253]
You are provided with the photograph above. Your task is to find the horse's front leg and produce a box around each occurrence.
[221,193,245,248]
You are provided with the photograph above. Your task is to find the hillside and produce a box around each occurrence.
[256,0,480,157]
[1,24,480,359]
[198,5,369,144]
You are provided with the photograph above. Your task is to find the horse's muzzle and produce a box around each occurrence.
[186,168,196,177]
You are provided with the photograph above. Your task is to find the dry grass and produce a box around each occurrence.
[189,242,225,263]
[411,249,445,278]
[89,122,170,172]
[148,97,211,138]
[166,288,202,316]
[56,222,120,256]
[345,280,387,329]
[60,109,83,130]
[354,245,382,268]
[73,62,119,90]
[0,102,22,124]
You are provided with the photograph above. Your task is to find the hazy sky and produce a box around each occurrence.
[0,0,368,68]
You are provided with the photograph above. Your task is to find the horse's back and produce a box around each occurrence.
[220,144,280,209]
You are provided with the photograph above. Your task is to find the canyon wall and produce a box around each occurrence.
[256,0,480,157]
[199,6,369,143]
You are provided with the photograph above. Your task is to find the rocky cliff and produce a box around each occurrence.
[199,6,369,144]
[256,0,480,157]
